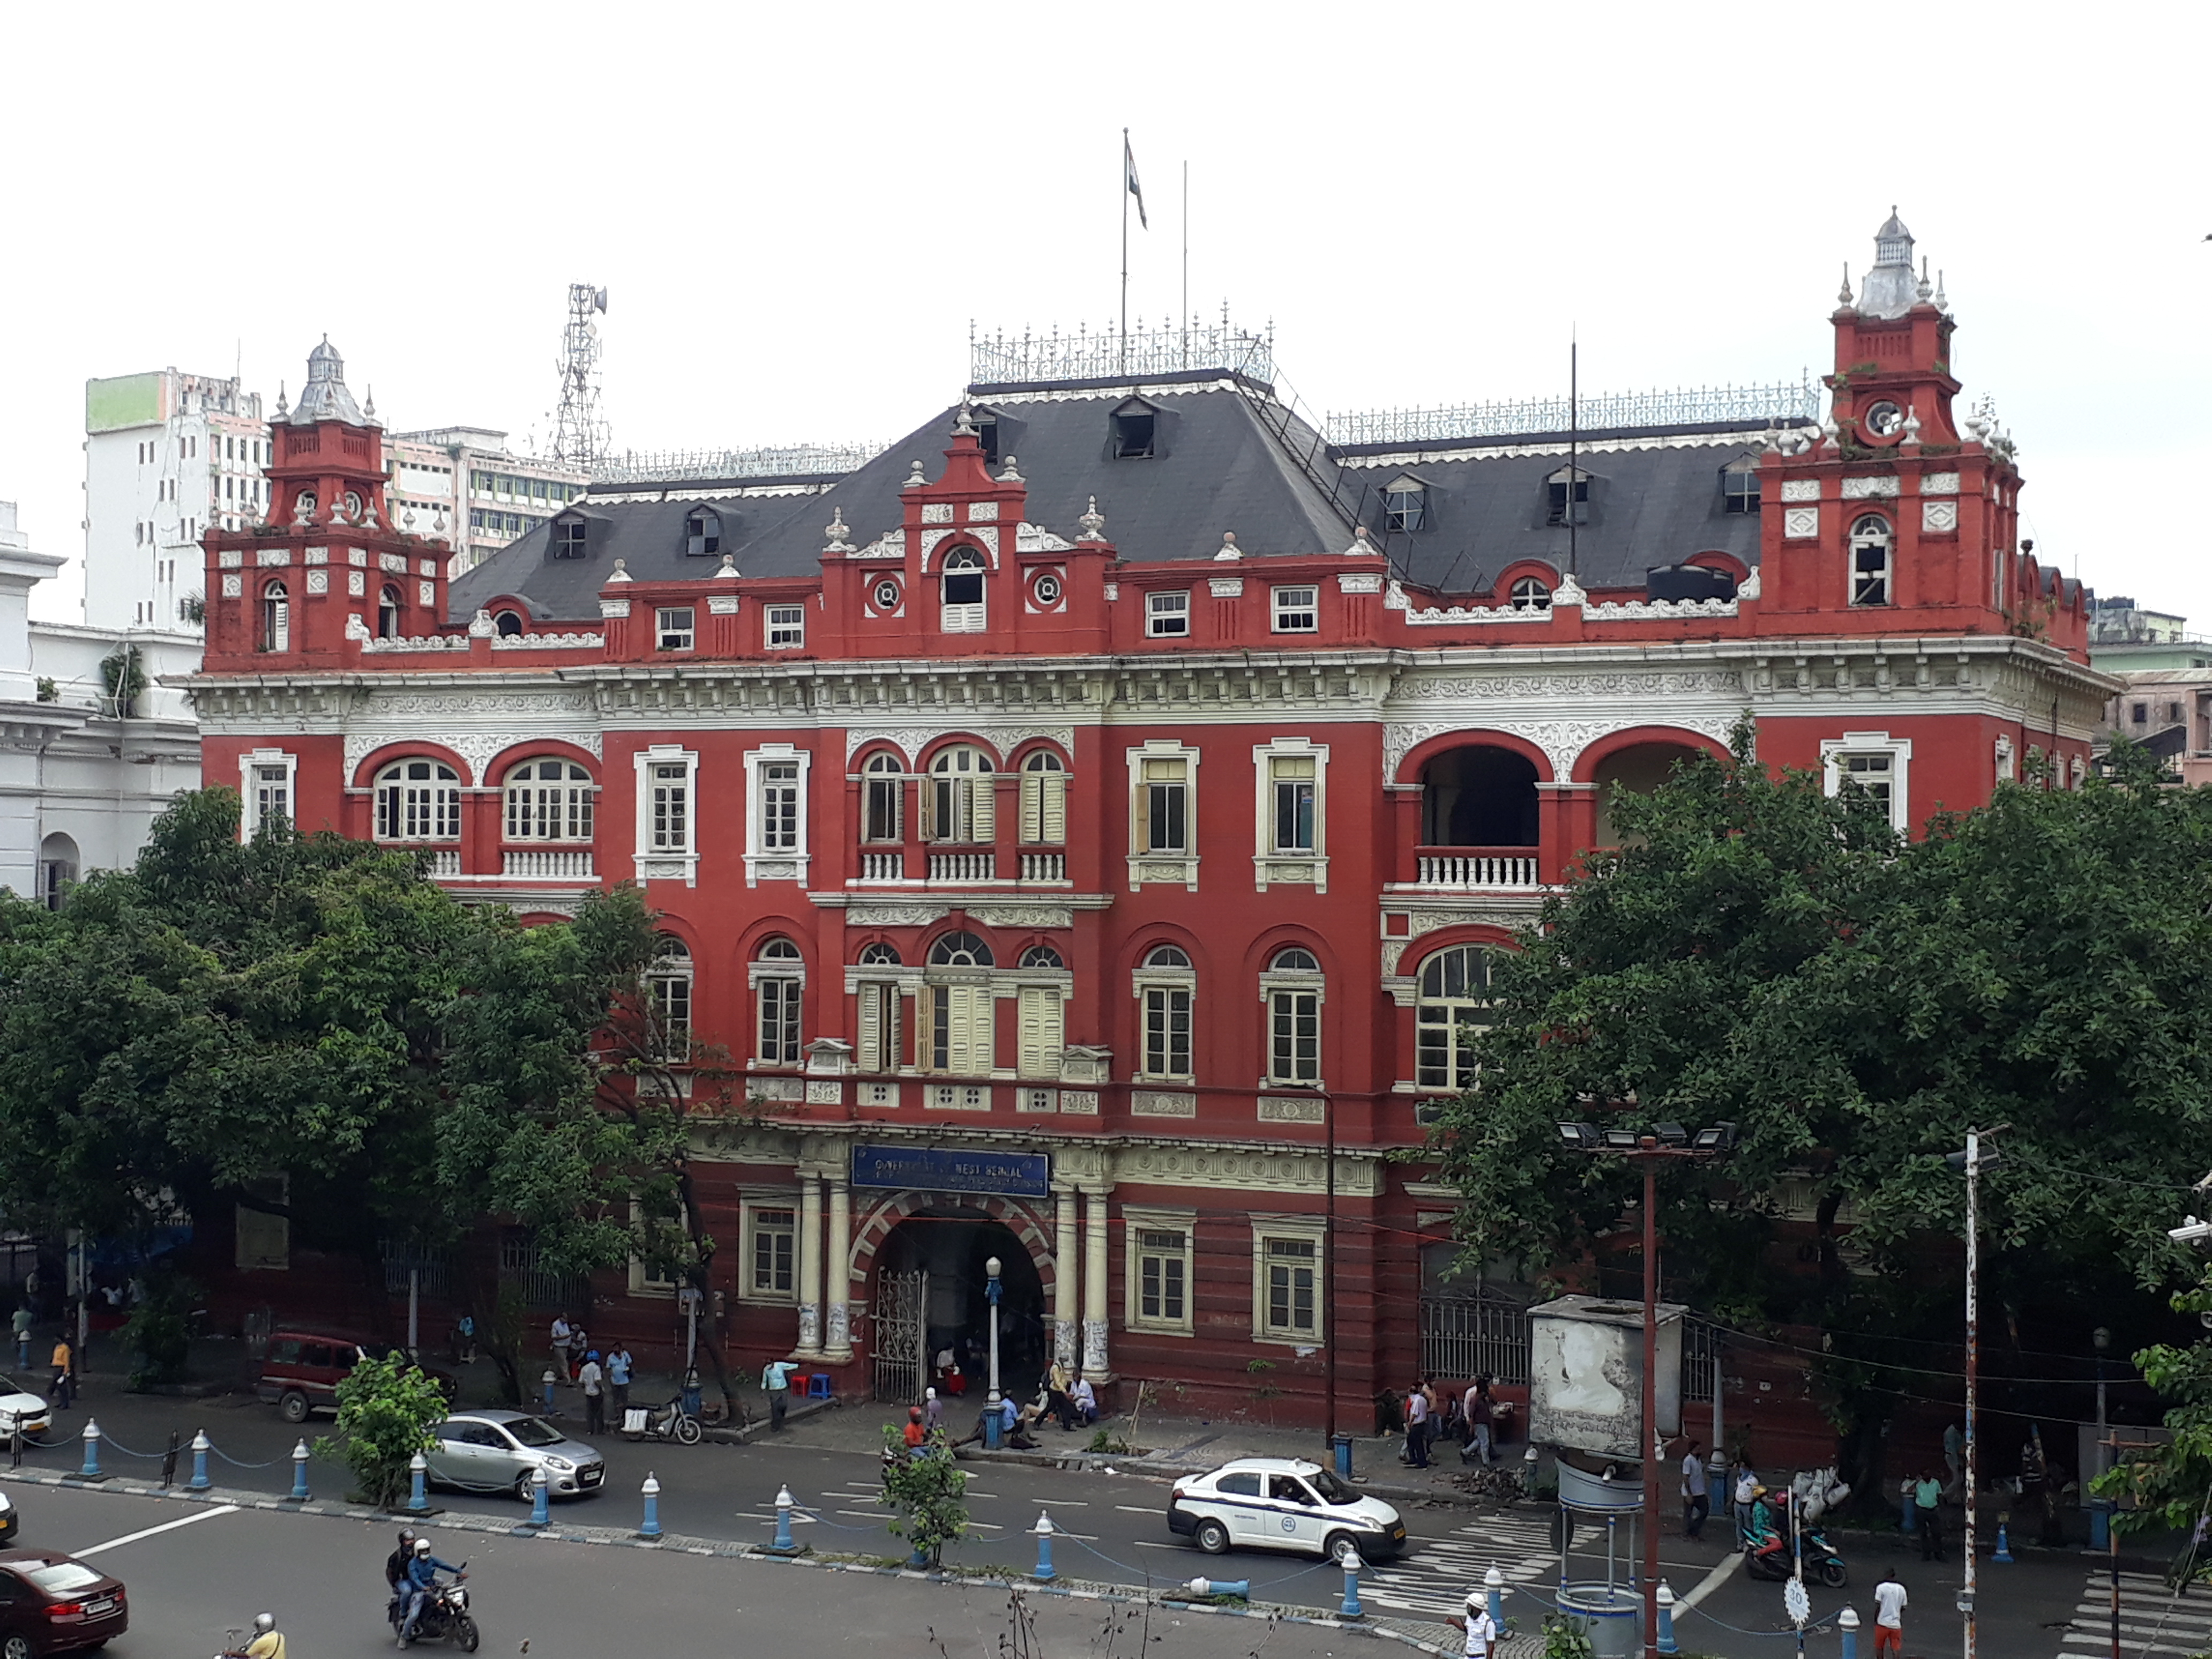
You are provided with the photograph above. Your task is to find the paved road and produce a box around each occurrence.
[0,1480,1371,1658]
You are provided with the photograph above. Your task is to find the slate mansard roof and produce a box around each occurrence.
[451,371,1775,626]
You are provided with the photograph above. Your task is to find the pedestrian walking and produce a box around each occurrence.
[607,1343,632,1416]
[1732,1460,1758,1548]
[1680,1437,1709,1540]
[1914,1470,1945,1561]
[578,1350,606,1436]
[1403,1381,1432,1468]
[47,1334,72,1410]
[1452,1585,1500,1658]
[763,1356,798,1433]
[453,1312,476,1365]
[1460,1376,1497,1466]
[10,1303,29,1372]
[549,1313,573,1382]
[1872,1566,1906,1654]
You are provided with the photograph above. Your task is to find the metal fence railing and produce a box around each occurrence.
[1419,1293,1533,1386]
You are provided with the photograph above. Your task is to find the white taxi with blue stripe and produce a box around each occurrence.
[1167,1456,1407,1563]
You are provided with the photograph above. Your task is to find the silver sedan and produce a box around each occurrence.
[425,1409,606,1501]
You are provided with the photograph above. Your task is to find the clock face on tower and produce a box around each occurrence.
[1863,400,1904,442]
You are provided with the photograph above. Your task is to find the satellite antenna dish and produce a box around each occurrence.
[594,288,609,313]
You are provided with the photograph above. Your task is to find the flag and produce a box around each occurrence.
[1124,132,1148,230]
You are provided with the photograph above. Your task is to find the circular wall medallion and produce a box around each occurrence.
[872,578,901,611]
[1033,572,1064,607]
[1862,400,1904,441]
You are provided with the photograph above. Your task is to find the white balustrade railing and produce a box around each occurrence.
[502,849,595,878]
[425,850,462,878]
[859,851,905,881]
[928,851,996,883]
[1019,853,1067,883]
[1416,853,1543,890]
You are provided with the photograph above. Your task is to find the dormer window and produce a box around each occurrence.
[1545,466,1591,527]
[1509,576,1552,611]
[494,609,525,637]
[940,546,987,633]
[684,507,721,557]
[1384,477,1427,533]
[552,515,588,559]
[974,413,1000,465]
[1849,514,1893,607]
[1112,399,1157,460]
[1721,457,1761,514]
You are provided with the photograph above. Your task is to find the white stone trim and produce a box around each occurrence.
[737,1194,802,1306]
[239,746,297,839]
[1779,479,1820,502]
[1819,730,1912,834]
[743,741,812,887]
[1783,506,1819,540]
[1122,1205,1198,1337]
[1126,737,1201,892]
[1250,1214,1327,1347]
[635,743,700,885]
[1251,734,1329,893]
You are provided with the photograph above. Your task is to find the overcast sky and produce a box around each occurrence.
[4,3,2204,625]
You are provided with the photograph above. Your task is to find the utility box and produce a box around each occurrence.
[1528,1295,1686,1460]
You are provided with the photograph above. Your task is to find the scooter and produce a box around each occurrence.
[391,1570,481,1651]
[1739,1506,1849,1588]
[622,1395,703,1446]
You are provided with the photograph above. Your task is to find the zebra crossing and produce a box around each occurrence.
[1359,1507,1560,1621]
[2056,1567,2212,1659]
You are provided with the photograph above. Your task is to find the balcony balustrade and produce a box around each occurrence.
[927,849,996,883]
[1411,847,1544,890]
[1018,851,1067,883]
[502,849,595,878]
[858,850,906,881]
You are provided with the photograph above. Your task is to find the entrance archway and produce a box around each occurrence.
[873,1209,1048,1407]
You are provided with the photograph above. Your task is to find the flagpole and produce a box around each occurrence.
[1120,128,1130,377]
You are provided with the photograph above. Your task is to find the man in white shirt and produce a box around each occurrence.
[1872,1567,1906,1654]
[1403,1384,1432,1468]
[1680,1436,1709,1540]
[1069,1372,1098,1424]
[1452,1588,1500,1658]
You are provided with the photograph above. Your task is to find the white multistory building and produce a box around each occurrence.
[382,426,587,570]
[0,501,199,902]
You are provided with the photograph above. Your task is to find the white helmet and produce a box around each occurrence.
[414,1537,433,1555]
[253,1613,275,1633]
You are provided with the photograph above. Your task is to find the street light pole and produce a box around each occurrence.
[985,1255,1004,1408]
[1963,1130,1980,1659]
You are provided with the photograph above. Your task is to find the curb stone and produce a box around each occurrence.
[0,1467,1458,1653]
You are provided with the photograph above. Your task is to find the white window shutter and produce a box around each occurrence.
[1041,773,1065,843]
[970,776,995,843]
[1018,986,1063,1079]
[1020,773,1041,844]
[858,984,883,1072]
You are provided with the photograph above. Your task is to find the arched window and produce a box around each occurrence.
[684,507,721,557]
[858,941,902,966]
[855,941,902,1072]
[504,758,595,842]
[1416,946,1491,1090]
[1508,576,1551,611]
[1849,514,1893,606]
[941,545,987,633]
[647,938,692,1064]
[1019,750,1067,845]
[1262,947,1324,1086]
[929,931,993,967]
[377,583,402,639]
[372,759,461,842]
[754,936,803,1066]
[925,931,993,1073]
[261,581,289,652]
[1016,946,1066,1079]
[38,832,78,912]
[1134,944,1195,1080]
[862,751,903,843]
[494,609,525,637]
[1019,945,1064,970]
[928,746,995,843]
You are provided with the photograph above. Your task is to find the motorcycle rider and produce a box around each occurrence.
[398,1535,464,1647]
[1745,1484,1788,1565]
[225,1611,285,1659]
[384,1529,416,1624]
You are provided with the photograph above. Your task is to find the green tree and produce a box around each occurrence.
[880,1425,969,1567]
[319,1349,447,1508]
[1430,726,2212,1494]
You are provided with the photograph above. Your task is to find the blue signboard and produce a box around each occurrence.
[850,1143,1051,1199]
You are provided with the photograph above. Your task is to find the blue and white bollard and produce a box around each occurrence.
[406,1451,430,1514]
[1993,1521,2014,1563]
[542,1369,557,1413]
[1485,1565,1505,1626]
[639,1473,662,1540]
[984,1398,1003,1451]
[528,1464,550,1526]
[189,1429,211,1492]
[289,1439,310,1500]
[1033,1511,1056,1581]
[1185,1576,1252,1599]
[1838,1605,1860,1659]
[1655,1580,1679,1655]
[770,1484,797,1553]
[78,1419,101,1479]
[1339,1549,1363,1618]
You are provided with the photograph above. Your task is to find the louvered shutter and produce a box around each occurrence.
[1041,772,1066,843]
[970,775,995,843]
[1020,773,1042,844]
[1018,985,1063,1079]
[858,983,883,1072]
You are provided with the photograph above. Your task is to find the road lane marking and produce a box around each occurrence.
[76,1505,241,1558]
[1116,1505,1161,1514]
[1676,1548,1741,1610]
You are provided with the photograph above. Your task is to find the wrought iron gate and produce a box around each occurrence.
[872,1268,929,1405]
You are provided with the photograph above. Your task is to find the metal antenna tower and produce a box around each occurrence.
[550,283,610,468]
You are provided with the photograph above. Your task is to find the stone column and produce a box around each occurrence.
[825,1175,853,1361]
[796,1171,824,1356]
[1082,1186,1111,1379]
[1052,1187,1078,1368]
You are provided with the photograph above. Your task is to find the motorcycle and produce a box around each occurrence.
[1739,1469,1851,1589]
[391,1571,481,1651]
[622,1395,703,1446]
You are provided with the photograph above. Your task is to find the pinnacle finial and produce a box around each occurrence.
[1839,263,1852,305]
[1078,495,1105,540]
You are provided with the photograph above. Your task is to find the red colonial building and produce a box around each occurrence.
[186,215,2108,1423]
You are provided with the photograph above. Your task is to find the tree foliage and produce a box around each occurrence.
[880,1425,970,1566]
[0,788,728,1405]
[318,1350,448,1509]
[1431,726,2212,1479]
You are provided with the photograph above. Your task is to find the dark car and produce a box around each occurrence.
[0,1548,127,1656]
[258,1330,454,1424]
